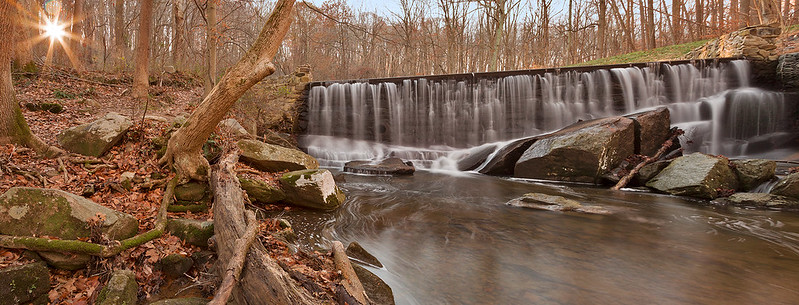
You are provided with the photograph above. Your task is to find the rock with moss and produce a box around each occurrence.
[646,153,738,199]
[514,117,635,183]
[96,270,137,305]
[149,298,210,305]
[166,218,214,247]
[56,112,133,157]
[155,254,194,278]
[731,159,776,191]
[0,187,138,240]
[174,182,209,202]
[0,261,51,305]
[38,251,92,271]
[279,169,345,210]
[238,139,318,172]
[771,172,799,200]
[239,175,286,204]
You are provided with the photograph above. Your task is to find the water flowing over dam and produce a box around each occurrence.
[301,59,793,168]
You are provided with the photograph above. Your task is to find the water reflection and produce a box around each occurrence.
[268,171,799,304]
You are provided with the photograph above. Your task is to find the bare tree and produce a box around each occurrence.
[132,0,154,99]
[205,0,218,96]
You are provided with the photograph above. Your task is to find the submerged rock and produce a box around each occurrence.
[0,187,138,240]
[506,193,611,215]
[0,261,50,305]
[646,153,738,199]
[717,192,799,208]
[239,176,286,203]
[344,158,415,175]
[280,169,346,210]
[731,159,776,191]
[771,172,799,199]
[96,270,137,305]
[57,112,132,157]
[514,117,635,183]
[238,139,319,172]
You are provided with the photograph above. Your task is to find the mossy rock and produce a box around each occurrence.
[239,175,286,204]
[166,218,214,247]
[647,153,739,199]
[56,112,133,157]
[238,139,318,172]
[771,172,799,200]
[96,270,137,305]
[0,187,138,240]
[0,261,51,305]
[279,169,345,210]
[174,182,209,202]
[155,254,194,278]
[39,103,64,114]
[731,159,776,191]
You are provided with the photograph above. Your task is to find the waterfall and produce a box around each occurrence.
[302,60,792,169]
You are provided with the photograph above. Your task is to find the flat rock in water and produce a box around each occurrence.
[56,112,132,157]
[732,159,776,191]
[238,139,319,172]
[514,117,635,183]
[714,192,799,209]
[506,193,611,215]
[646,153,738,199]
[0,187,138,240]
[344,158,415,175]
[280,169,346,210]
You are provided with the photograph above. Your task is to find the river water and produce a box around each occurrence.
[272,170,799,304]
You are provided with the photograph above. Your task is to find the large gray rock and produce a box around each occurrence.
[715,193,799,209]
[166,218,214,247]
[0,262,50,305]
[506,193,611,215]
[731,159,776,191]
[626,107,671,156]
[771,172,799,199]
[646,153,738,199]
[279,169,345,210]
[514,117,635,183]
[239,176,286,204]
[96,270,137,305]
[633,160,672,185]
[238,139,319,172]
[478,137,537,176]
[344,158,415,175]
[218,118,254,140]
[0,187,138,240]
[57,112,132,157]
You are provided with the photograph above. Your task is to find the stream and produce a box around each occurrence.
[270,170,799,304]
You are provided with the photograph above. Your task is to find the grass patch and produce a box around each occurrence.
[570,40,710,67]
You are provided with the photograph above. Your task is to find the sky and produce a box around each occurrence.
[303,0,566,19]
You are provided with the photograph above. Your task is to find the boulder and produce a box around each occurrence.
[633,160,672,185]
[478,137,537,176]
[96,270,137,305]
[514,117,635,183]
[344,158,415,175]
[239,176,286,204]
[279,169,346,210]
[771,172,799,199]
[506,193,611,215]
[455,143,502,171]
[174,182,209,202]
[149,298,210,305]
[0,262,50,305]
[156,254,194,278]
[646,153,738,199]
[218,118,254,140]
[0,187,138,240]
[238,139,319,172]
[352,264,395,305]
[625,107,671,156]
[731,159,776,191]
[57,112,132,157]
[346,241,382,268]
[714,193,799,209]
[166,218,214,247]
[38,251,92,271]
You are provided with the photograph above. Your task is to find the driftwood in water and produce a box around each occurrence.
[611,129,683,190]
[332,241,369,305]
[210,149,318,304]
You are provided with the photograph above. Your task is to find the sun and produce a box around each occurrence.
[42,18,67,41]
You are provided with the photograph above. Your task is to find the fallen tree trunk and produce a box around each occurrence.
[210,149,318,304]
[332,241,369,305]
[209,210,259,305]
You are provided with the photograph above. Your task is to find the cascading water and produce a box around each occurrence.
[302,60,792,169]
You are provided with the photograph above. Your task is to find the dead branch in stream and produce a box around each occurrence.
[611,128,684,191]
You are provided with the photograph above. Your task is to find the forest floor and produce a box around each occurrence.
[1,70,339,304]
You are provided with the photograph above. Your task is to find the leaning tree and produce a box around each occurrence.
[160,0,296,181]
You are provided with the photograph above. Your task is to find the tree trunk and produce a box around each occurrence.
[211,150,318,304]
[0,2,60,156]
[71,0,85,72]
[172,0,185,69]
[114,0,126,70]
[648,0,656,48]
[731,0,739,28]
[132,0,153,99]
[672,0,682,43]
[696,0,704,38]
[204,0,218,97]
[161,0,295,181]
[598,0,607,57]
[741,0,751,26]
[761,0,780,24]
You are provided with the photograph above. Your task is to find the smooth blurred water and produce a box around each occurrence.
[269,170,799,304]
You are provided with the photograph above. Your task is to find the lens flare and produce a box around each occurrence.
[42,18,66,41]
